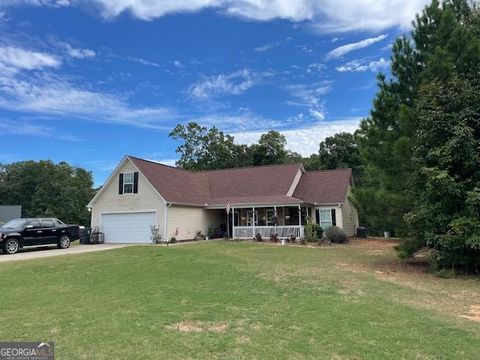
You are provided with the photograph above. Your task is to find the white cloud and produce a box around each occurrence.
[253,37,291,52]
[233,118,362,156]
[126,56,160,67]
[59,42,96,58]
[253,43,277,52]
[189,69,256,99]
[0,118,80,141]
[0,46,61,70]
[173,60,185,68]
[146,158,178,167]
[306,63,326,74]
[192,109,304,133]
[3,1,431,33]
[284,81,332,121]
[325,34,388,60]
[336,57,390,72]
[0,63,174,129]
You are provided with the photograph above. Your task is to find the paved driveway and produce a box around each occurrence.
[0,244,129,263]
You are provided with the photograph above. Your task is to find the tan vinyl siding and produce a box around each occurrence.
[341,186,359,237]
[91,160,165,234]
[167,206,223,241]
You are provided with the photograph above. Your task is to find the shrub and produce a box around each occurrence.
[254,233,262,242]
[395,238,422,259]
[289,234,296,243]
[150,225,162,244]
[207,226,214,238]
[270,233,278,243]
[315,224,324,240]
[325,226,348,243]
[434,268,455,278]
[304,220,317,243]
[194,230,205,241]
[169,237,176,244]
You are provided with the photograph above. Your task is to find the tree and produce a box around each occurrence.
[404,1,480,270]
[169,122,250,170]
[318,132,364,184]
[354,0,480,269]
[0,160,95,226]
[251,131,288,166]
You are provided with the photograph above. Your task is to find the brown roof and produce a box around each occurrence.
[129,156,352,206]
[293,169,353,204]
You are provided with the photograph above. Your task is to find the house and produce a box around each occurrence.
[87,156,359,243]
[0,205,22,225]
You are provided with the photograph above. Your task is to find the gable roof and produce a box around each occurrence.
[100,156,352,207]
[292,168,353,204]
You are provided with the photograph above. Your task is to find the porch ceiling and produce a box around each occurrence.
[205,195,307,209]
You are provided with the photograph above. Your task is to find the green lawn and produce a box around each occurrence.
[0,240,479,359]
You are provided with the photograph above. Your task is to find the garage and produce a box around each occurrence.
[101,211,156,244]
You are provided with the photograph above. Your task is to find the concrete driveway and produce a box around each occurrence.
[0,244,129,263]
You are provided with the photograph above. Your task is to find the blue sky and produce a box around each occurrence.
[0,0,429,186]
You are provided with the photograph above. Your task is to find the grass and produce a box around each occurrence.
[0,239,479,359]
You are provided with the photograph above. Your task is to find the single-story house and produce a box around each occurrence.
[0,205,22,225]
[87,156,359,243]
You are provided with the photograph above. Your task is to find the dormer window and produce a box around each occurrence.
[119,172,138,194]
[123,173,134,193]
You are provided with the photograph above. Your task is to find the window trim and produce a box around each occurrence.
[123,172,135,194]
[317,208,334,229]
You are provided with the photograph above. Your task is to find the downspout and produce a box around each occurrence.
[164,202,171,242]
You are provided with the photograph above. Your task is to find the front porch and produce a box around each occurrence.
[230,206,310,239]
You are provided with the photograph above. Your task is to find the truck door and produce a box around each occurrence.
[23,220,43,246]
[40,219,58,244]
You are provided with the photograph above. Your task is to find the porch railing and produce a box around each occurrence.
[233,226,303,239]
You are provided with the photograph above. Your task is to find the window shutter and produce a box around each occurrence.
[315,209,320,224]
[133,172,139,194]
[119,173,124,194]
[331,209,336,226]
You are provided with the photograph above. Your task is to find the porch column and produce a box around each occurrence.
[231,207,235,238]
[252,206,256,237]
[298,205,302,226]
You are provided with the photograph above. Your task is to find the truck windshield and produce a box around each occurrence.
[1,219,28,229]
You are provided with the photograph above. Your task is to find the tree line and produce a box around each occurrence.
[0,161,95,226]
[171,0,480,271]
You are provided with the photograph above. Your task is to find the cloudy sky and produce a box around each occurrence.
[0,0,430,185]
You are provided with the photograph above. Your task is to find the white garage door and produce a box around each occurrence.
[101,212,156,244]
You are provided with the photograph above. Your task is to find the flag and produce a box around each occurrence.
[225,199,231,214]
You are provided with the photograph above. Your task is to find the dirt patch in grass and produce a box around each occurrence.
[461,305,480,322]
[166,321,229,333]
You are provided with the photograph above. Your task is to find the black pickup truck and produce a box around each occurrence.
[0,218,80,255]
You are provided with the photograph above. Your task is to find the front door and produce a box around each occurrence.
[246,210,257,226]
[266,209,275,226]
[23,220,43,246]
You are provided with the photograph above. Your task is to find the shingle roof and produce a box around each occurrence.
[292,168,353,204]
[129,156,352,206]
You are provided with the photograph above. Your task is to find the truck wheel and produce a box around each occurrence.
[4,238,20,254]
[58,235,71,249]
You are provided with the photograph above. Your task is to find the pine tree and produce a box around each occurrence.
[355,0,480,270]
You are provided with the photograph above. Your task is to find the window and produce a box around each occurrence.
[41,219,55,228]
[1,219,28,229]
[317,209,335,230]
[28,220,41,228]
[123,172,134,194]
